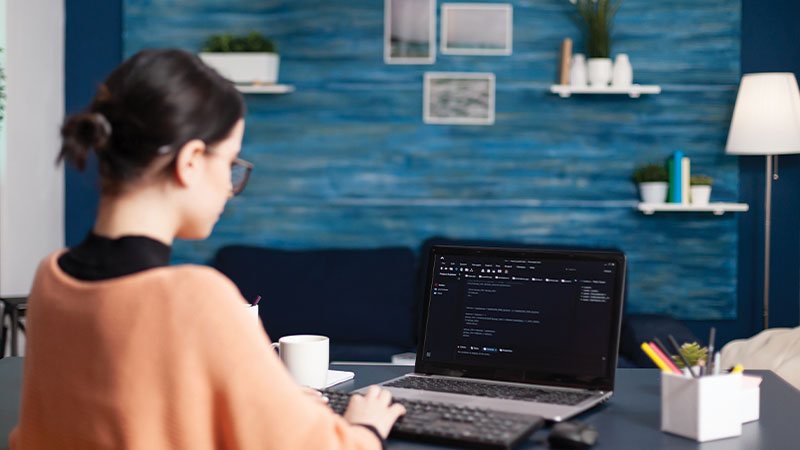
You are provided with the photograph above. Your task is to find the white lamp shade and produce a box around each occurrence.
[725,72,800,155]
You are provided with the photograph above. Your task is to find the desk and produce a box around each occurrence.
[330,363,800,449]
[1,358,798,449]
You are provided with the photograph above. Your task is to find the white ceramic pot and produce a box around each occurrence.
[570,53,587,87]
[690,185,712,205]
[639,182,669,203]
[199,52,280,84]
[612,53,633,87]
[587,58,612,87]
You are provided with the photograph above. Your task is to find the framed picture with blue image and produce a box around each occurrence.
[384,0,436,64]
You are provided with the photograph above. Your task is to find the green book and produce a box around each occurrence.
[667,159,674,203]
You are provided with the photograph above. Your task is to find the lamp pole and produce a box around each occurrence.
[763,155,772,330]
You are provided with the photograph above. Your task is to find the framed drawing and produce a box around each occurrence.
[384,0,436,64]
[423,72,495,125]
[441,3,513,55]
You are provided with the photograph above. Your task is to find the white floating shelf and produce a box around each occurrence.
[235,84,295,94]
[550,84,661,98]
[637,202,749,216]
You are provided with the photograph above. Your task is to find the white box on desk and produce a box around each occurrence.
[740,375,761,423]
[661,371,743,442]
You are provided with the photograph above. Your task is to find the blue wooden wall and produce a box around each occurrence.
[123,0,741,320]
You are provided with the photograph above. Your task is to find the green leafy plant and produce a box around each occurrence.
[632,164,668,183]
[203,31,277,53]
[690,174,713,186]
[571,0,623,58]
[671,342,708,368]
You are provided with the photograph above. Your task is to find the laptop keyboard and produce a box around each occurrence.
[321,389,544,450]
[384,376,594,406]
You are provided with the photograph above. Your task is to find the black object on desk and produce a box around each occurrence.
[321,388,544,449]
[548,421,598,448]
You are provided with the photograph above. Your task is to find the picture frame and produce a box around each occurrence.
[423,72,496,125]
[384,0,436,64]
[441,3,513,56]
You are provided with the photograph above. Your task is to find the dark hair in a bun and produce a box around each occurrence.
[58,48,245,193]
[59,112,112,171]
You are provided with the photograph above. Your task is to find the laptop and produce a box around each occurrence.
[358,245,626,422]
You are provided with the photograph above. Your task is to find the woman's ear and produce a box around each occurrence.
[173,139,207,188]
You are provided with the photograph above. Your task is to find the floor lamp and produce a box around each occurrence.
[725,73,800,330]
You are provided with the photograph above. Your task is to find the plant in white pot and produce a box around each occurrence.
[571,0,623,87]
[690,174,713,205]
[199,31,279,85]
[632,163,669,203]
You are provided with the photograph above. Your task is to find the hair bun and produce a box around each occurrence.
[58,112,112,171]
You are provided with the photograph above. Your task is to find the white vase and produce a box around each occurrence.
[612,53,633,87]
[690,185,712,205]
[570,53,587,87]
[587,58,613,87]
[199,52,280,84]
[639,182,669,203]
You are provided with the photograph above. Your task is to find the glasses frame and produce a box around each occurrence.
[231,157,253,195]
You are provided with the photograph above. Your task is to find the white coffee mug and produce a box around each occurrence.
[271,335,330,388]
[246,303,259,323]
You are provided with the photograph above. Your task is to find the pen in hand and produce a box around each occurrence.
[251,295,261,306]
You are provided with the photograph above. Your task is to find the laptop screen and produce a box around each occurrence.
[416,245,626,391]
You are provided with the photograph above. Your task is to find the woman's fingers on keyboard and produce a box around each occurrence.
[377,387,392,405]
[390,402,407,417]
[364,385,381,399]
[363,385,394,405]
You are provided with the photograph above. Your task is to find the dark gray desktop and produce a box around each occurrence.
[1,358,799,449]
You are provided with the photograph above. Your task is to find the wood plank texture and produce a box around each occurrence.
[124,0,741,319]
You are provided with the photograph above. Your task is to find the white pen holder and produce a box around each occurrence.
[661,372,743,442]
[740,375,761,423]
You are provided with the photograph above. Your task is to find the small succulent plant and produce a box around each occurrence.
[203,31,277,53]
[671,342,708,368]
[632,163,669,183]
[690,174,713,186]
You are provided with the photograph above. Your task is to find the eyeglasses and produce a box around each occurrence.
[231,158,253,195]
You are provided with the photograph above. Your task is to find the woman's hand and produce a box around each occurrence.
[301,387,329,406]
[343,385,407,438]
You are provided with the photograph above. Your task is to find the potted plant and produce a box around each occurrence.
[199,31,279,84]
[571,0,623,87]
[632,163,669,203]
[670,342,708,369]
[690,174,713,205]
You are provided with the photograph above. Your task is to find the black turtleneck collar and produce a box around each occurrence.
[57,231,171,281]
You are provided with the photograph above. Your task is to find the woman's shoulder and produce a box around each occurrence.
[157,264,243,299]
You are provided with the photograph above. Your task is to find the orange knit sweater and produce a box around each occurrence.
[10,253,380,450]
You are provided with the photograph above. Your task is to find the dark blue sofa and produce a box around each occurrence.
[214,245,419,361]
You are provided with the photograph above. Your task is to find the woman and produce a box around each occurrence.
[11,49,404,449]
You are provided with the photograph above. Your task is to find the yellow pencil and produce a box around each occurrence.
[731,364,744,374]
[641,342,673,373]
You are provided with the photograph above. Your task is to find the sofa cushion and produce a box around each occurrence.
[214,245,418,360]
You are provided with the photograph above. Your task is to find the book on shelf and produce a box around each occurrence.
[681,156,690,204]
[668,151,684,203]
[558,38,572,85]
